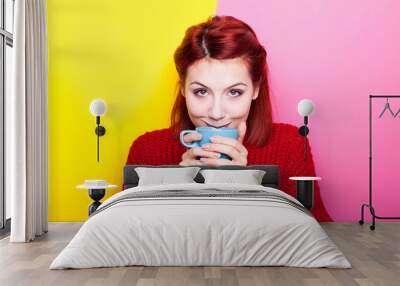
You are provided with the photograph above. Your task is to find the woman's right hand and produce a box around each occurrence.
[179,133,222,166]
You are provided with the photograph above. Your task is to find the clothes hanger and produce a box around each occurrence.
[378,97,395,118]
[394,107,400,118]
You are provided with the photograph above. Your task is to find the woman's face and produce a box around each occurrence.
[182,57,259,129]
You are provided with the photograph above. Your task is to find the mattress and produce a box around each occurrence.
[50,183,350,269]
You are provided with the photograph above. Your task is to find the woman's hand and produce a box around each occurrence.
[199,122,248,166]
[179,132,222,166]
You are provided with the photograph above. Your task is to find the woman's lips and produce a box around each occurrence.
[204,122,231,128]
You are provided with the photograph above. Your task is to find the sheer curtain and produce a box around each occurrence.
[7,0,48,242]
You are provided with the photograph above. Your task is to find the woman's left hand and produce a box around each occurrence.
[200,121,248,166]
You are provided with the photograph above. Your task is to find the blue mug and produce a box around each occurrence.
[179,127,238,160]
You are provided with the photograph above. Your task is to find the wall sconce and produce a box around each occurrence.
[89,99,107,162]
[297,99,315,161]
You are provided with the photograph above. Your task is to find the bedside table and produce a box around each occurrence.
[77,180,117,216]
[289,176,321,210]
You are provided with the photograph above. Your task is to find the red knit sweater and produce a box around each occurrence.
[126,123,332,222]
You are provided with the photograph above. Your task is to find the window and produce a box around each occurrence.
[0,0,14,234]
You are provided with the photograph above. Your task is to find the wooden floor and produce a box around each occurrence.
[0,222,399,286]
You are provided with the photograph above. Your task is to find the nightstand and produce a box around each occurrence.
[289,176,321,210]
[77,180,117,216]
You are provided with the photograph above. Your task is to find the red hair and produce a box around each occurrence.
[171,15,272,147]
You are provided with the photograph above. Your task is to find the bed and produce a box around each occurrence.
[49,165,350,269]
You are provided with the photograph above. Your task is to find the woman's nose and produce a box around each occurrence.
[209,97,225,121]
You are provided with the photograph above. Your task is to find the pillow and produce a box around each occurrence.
[200,169,266,185]
[135,167,201,186]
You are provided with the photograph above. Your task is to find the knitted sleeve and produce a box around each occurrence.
[126,134,147,165]
[126,128,181,165]
[282,131,332,222]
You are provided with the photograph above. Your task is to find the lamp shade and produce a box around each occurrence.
[297,99,315,117]
[89,99,107,116]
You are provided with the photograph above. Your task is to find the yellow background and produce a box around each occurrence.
[47,0,217,221]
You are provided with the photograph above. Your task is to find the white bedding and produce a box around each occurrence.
[50,183,351,269]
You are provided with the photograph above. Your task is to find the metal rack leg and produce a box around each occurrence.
[370,206,376,231]
[359,204,367,225]
[359,204,376,230]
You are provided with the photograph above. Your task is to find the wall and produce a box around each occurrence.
[217,0,400,221]
[48,0,400,221]
[47,0,216,221]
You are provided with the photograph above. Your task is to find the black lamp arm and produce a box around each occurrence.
[94,116,106,162]
[298,116,309,161]
[304,115,308,125]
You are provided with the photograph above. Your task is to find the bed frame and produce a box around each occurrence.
[123,165,280,190]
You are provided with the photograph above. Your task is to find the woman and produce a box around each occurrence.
[126,15,331,221]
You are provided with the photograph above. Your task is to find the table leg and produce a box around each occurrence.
[88,189,105,216]
[296,181,314,210]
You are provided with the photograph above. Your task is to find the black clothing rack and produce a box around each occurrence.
[360,95,400,230]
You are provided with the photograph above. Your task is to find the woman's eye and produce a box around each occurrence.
[229,89,243,97]
[193,89,208,97]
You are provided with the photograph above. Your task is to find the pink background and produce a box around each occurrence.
[217,0,400,221]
